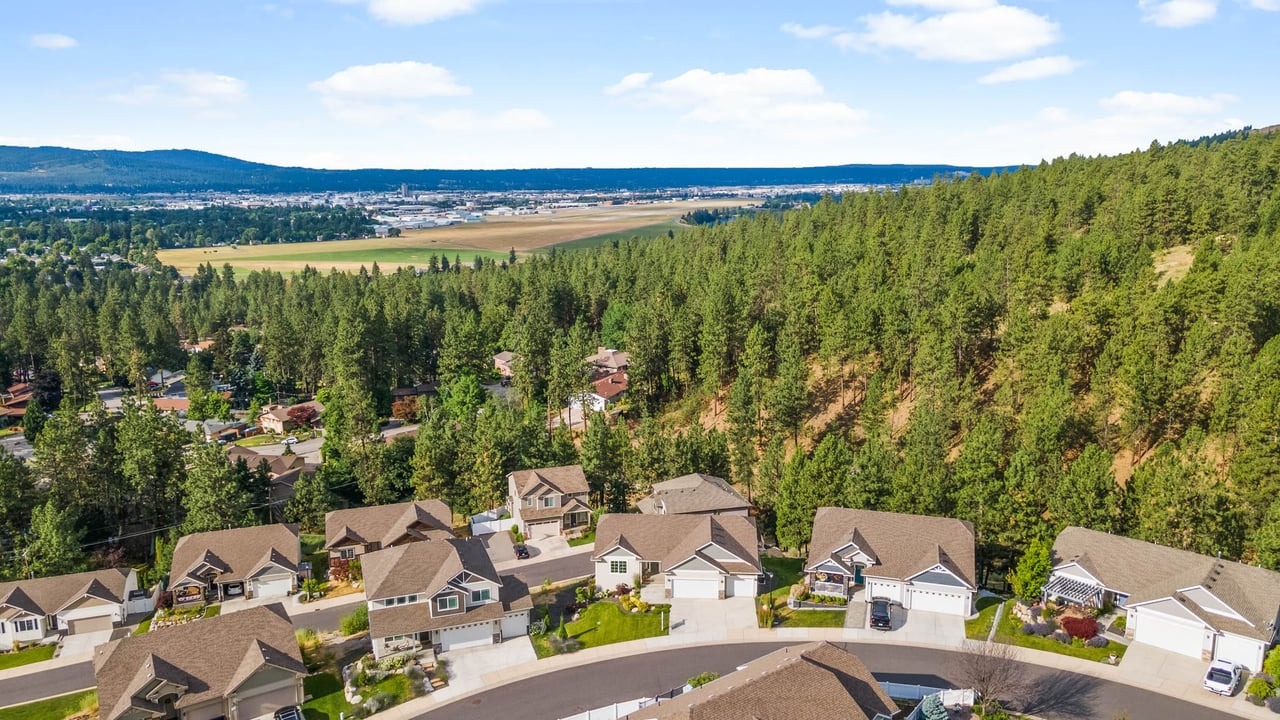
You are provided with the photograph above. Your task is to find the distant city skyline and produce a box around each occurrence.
[4,0,1278,170]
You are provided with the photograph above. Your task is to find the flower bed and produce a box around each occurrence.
[337,651,439,718]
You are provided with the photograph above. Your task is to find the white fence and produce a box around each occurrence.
[879,682,951,701]
[559,698,650,720]
[469,509,511,536]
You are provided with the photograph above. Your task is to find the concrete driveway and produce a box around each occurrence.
[1117,642,1206,692]
[865,605,965,646]
[525,534,570,559]
[666,597,757,636]
[57,630,114,659]
[439,638,537,694]
[482,530,517,566]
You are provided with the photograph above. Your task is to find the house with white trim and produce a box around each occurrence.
[0,568,150,648]
[508,465,593,539]
[805,507,976,616]
[1046,526,1280,671]
[169,524,300,605]
[593,514,760,599]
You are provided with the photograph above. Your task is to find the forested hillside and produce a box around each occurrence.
[3,132,1280,582]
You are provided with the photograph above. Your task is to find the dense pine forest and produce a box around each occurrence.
[3,131,1280,584]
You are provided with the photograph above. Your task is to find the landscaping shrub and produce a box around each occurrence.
[529,619,547,635]
[340,604,370,636]
[688,672,720,688]
[364,691,395,713]
[1050,630,1072,644]
[1031,622,1053,637]
[635,600,650,613]
[1110,615,1127,633]
[576,586,593,603]
[1267,647,1280,681]
[1060,616,1099,640]
[1085,635,1109,648]
[380,655,410,671]
[1020,623,1036,635]
[614,583,631,597]
[1029,605,1042,620]
[757,603,775,628]
[1266,695,1280,713]
[156,591,174,611]
[1248,678,1275,703]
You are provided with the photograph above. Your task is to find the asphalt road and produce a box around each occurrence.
[0,662,95,707]
[507,552,593,590]
[413,642,1240,720]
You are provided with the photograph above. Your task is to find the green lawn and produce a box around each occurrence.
[0,427,21,439]
[567,530,596,547]
[965,595,1004,640]
[301,533,328,580]
[247,247,512,267]
[302,673,354,720]
[372,674,414,703]
[758,556,808,626]
[203,604,222,618]
[993,600,1127,663]
[235,433,283,447]
[545,221,682,252]
[775,607,848,628]
[0,644,56,671]
[761,556,804,588]
[0,689,96,720]
[563,601,669,650]
[133,616,152,635]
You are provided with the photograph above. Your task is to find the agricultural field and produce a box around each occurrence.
[157,198,745,275]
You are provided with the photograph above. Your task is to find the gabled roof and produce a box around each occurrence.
[94,604,305,720]
[624,641,896,720]
[0,567,133,617]
[510,465,590,497]
[593,514,761,574]
[171,524,300,585]
[1052,526,1280,642]
[586,346,630,370]
[367,576,534,638]
[806,507,976,588]
[636,473,750,516]
[589,371,629,401]
[324,499,453,550]
[361,537,499,602]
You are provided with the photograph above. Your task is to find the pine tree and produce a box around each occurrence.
[24,500,83,578]
[181,443,252,534]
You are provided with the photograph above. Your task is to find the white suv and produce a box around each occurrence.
[1202,659,1242,696]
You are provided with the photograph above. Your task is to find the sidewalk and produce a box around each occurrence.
[0,649,91,683]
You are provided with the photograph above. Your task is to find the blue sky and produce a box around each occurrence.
[4,0,1279,169]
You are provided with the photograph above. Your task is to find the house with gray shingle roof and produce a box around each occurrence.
[593,514,761,599]
[169,524,300,606]
[1047,526,1280,671]
[361,537,532,659]
[805,507,976,616]
[324,499,453,574]
[636,473,750,517]
[507,465,593,539]
[0,568,148,649]
[93,603,304,720]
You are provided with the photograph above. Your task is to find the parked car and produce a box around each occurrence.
[514,544,531,560]
[869,598,893,630]
[274,706,304,720]
[1202,659,1243,696]
[282,436,299,445]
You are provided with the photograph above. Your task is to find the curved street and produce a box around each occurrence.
[413,642,1239,720]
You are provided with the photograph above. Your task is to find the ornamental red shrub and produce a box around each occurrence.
[1060,615,1099,639]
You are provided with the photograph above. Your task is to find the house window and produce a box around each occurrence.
[542,496,558,508]
[470,589,491,603]
[1114,593,1128,608]
[383,594,418,607]
[523,498,534,508]
[436,596,459,612]
[15,618,38,633]
[338,548,356,560]
[610,560,627,574]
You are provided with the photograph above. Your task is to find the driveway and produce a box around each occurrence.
[524,534,570,559]
[866,605,965,646]
[0,434,33,461]
[482,531,516,566]
[1116,642,1207,693]
[439,639,537,694]
[57,629,115,659]
[665,597,757,635]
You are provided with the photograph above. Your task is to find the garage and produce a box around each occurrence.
[529,521,560,539]
[251,575,294,599]
[1214,632,1264,671]
[67,615,114,635]
[727,575,757,598]
[501,612,530,639]
[1131,609,1207,659]
[867,580,902,604]
[671,576,719,599]
[907,588,969,616]
[439,621,495,651]
[234,685,299,720]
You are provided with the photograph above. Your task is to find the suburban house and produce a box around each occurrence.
[226,447,314,521]
[258,399,324,435]
[593,514,761,599]
[569,371,629,414]
[805,507,977,616]
[508,465,593,539]
[625,641,898,720]
[93,603,305,720]
[169,524,300,606]
[493,351,515,378]
[324,499,454,573]
[586,346,630,377]
[0,568,151,648]
[0,382,32,424]
[361,538,532,659]
[636,473,750,517]
[1046,526,1280,671]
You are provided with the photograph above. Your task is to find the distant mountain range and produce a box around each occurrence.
[0,146,1017,194]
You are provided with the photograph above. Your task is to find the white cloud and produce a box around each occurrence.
[780,22,842,39]
[1138,0,1218,27]
[884,0,997,8]
[851,3,1060,61]
[608,67,869,139]
[1099,90,1236,114]
[309,61,471,100]
[111,71,246,108]
[978,55,1081,84]
[603,72,652,96]
[337,0,483,24]
[30,33,78,50]
[1251,0,1280,9]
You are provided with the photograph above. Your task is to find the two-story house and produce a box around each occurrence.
[507,465,593,539]
[361,538,531,659]
[1,568,150,650]
[94,604,305,720]
[323,499,453,578]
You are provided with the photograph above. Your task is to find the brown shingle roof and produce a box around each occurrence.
[637,474,750,516]
[512,465,593,521]
[1053,526,1280,642]
[361,537,497,602]
[324,500,453,550]
[806,507,976,588]
[171,524,299,587]
[594,515,761,573]
[625,641,898,720]
[0,568,132,616]
[590,371,629,401]
[367,576,533,638]
[94,603,304,720]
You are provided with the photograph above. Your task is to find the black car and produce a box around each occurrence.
[869,598,893,630]
[274,706,304,720]
[514,544,531,560]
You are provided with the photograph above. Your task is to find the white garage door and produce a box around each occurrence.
[908,588,969,615]
[530,521,559,539]
[68,615,114,634]
[235,685,298,720]
[440,621,495,651]
[671,577,719,599]
[1214,633,1263,671]
[253,575,293,599]
[728,576,757,598]
[1133,611,1205,659]
[501,612,529,639]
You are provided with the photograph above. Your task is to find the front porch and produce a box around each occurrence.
[807,565,865,600]
[373,631,437,663]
